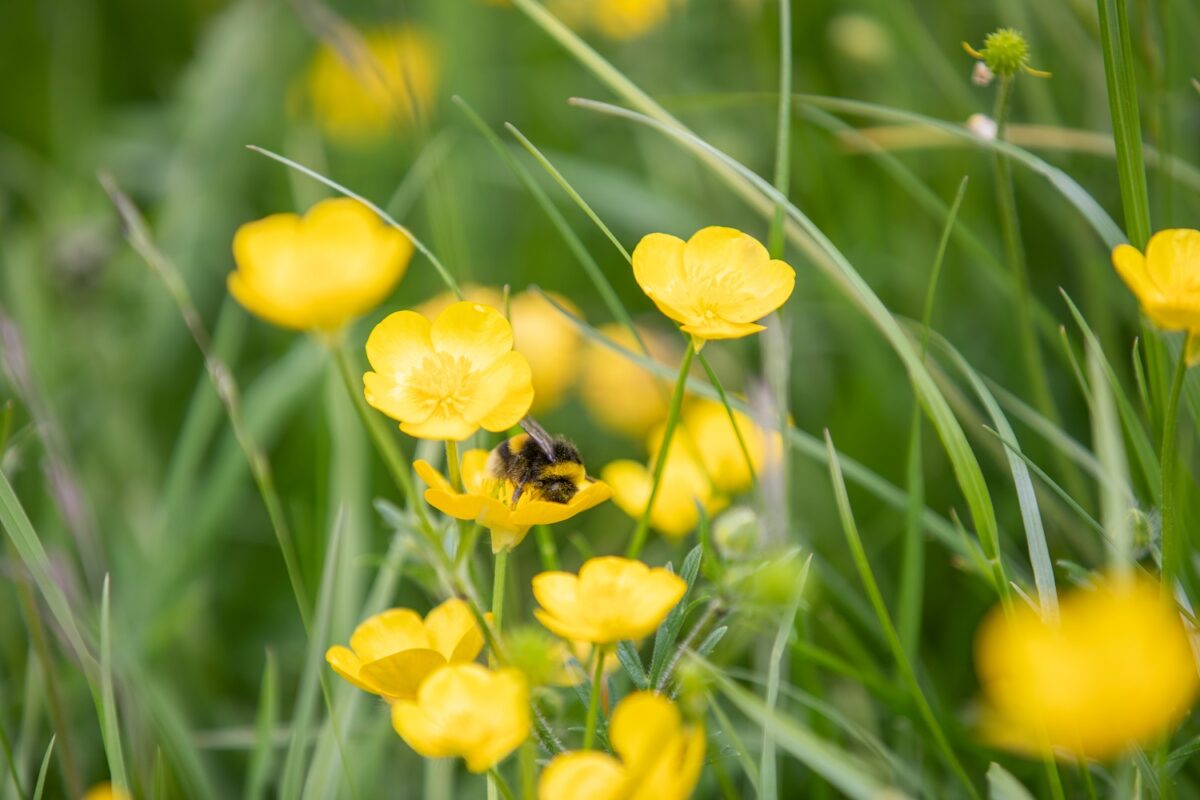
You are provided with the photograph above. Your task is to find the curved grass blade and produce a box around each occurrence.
[824,431,979,799]
[987,763,1038,800]
[245,650,279,800]
[30,737,54,800]
[99,576,130,793]
[929,332,1059,619]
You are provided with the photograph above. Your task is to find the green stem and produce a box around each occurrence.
[696,352,757,486]
[445,440,464,491]
[445,440,473,557]
[519,739,536,800]
[991,76,1060,449]
[1080,759,1098,800]
[534,525,560,571]
[767,0,793,259]
[627,341,696,558]
[1044,755,1067,800]
[582,645,607,749]
[492,548,510,636]
[487,768,517,800]
[1159,344,1188,589]
[424,759,454,800]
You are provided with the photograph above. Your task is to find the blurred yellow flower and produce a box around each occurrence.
[364,301,533,441]
[391,663,529,772]
[975,575,1199,760]
[533,556,687,643]
[1113,229,1200,361]
[632,227,794,348]
[414,449,610,552]
[229,198,412,332]
[579,323,677,439]
[673,399,780,494]
[83,783,131,800]
[548,0,674,40]
[550,639,621,687]
[603,439,726,539]
[305,26,439,143]
[418,286,582,413]
[539,691,705,800]
[326,598,485,701]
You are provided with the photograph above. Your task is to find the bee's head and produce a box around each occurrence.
[535,477,579,504]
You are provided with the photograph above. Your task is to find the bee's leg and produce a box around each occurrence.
[510,483,525,505]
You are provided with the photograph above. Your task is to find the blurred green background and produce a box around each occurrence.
[2,0,1199,796]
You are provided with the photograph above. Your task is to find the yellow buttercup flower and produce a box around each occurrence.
[83,784,131,800]
[364,301,534,441]
[975,575,1199,760]
[632,227,795,348]
[539,691,705,800]
[1113,229,1200,361]
[533,556,687,644]
[305,26,439,143]
[547,0,674,40]
[672,399,780,494]
[418,286,583,413]
[602,441,726,539]
[391,663,530,772]
[325,598,485,701]
[414,449,611,552]
[579,323,678,439]
[229,198,412,332]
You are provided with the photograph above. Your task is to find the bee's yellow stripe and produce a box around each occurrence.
[543,462,586,482]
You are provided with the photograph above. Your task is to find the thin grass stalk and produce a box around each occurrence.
[627,342,696,558]
[824,431,980,799]
[696,353,757,485]
[759,586,803,798]
[30,737,53,800]
[767,0,792,259]
[98,577,130,794]
[1160,347,1188,590]
[101,176,313,632]
[990,76,1063,464]
[488,769,517,800]
[582,645,607,749]
[534,525,559,570]
[0,718,23,800]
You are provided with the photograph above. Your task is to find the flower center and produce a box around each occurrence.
[407,353,477,418]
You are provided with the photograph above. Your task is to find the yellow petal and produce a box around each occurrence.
[349,608,431,662]
[431,301,514,366]
[1145,228,1200,296]
[391,699,455,760]
[414,460,455,495]
[682,226,767,283]
[326,645,381,694]
[477,353,535,432]
[490,526,532,553]
[632,233,692,325]
[511,481,612,526]
[365,310,434,376]
[424,598,484,662]
[602,460,653,519]
[532,571,581,618]
[718,258,795,324]
[459,449,497,495]
[609,691,682,770]
[1112,243,1156,302]
[401,409,484,441]
[538,752,626,800]
[679,319,765,340]
[363,370,437,425]
[422,486,490,522]
[359,648,447,700]
[534,608,600,643]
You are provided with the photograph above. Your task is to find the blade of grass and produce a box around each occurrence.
[99,576,130,793]
[101,175,312,632]
[767,0,792,259]
[700,660,906,800]
[0,717,23,800]
[29,737,54,800]
[708,696,760,795]
[567,99,1011,603]
[824,430,980,799]
[930,332,1059,619]
[245,145,461,298]
[245,650,279,800]
[899,175,968,659]
[1088,343,1137,573]
[759,566,806,799]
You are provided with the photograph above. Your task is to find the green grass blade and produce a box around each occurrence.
[701,661,907,800]
[99,576,130,793]
[29,737,54,800]
[930,333,1059,619]
[708,696,760,795]
[1087,345,1136,572]
[245,650,279,800]
[564,100,1011,601]
[987,762,1038,800]
[767,0,792,258]
[824,431,980,799]
[1095,0,1152,246]
[759,566,806,799]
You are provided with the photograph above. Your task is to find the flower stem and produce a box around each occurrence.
[696,351,757,486]
[582,644,607,749]
[519,738,536,800]
[534,524,560,570]
[492,547,510,635]
[627,341,696,558]
[1160,343,1188,590]
[487,768,517,800]
[445,440,464,491]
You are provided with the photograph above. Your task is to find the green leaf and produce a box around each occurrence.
[986,763,1037,800]
[30,737,55,800]
[615,642,648,690]
[99,576,130,794]
[648,546,702,687]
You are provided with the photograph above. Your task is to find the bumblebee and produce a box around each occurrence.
[486,417,588,505]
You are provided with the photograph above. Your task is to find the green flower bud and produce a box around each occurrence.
[713,506,759,560]
[963,28,1050,79]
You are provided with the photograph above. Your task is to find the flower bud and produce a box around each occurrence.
[713,506,759,560]
[963,28,1050,79]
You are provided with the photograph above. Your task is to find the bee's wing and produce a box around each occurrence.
[519,416,558,461]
